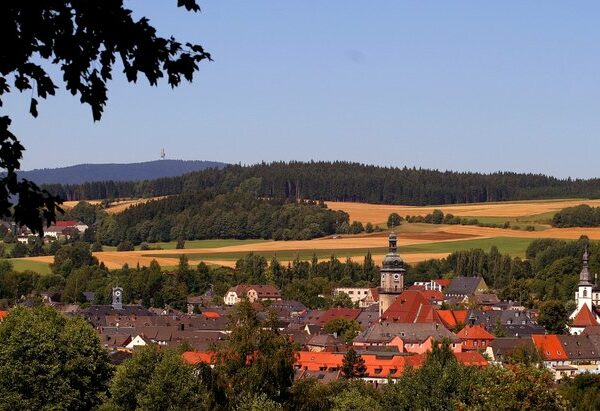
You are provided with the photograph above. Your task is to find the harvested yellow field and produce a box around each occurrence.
[326,198,600,224]
[62,197,165,214]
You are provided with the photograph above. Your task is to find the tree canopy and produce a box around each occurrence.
[0,306,112,410]
[0,1,210,234]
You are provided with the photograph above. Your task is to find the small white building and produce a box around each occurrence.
[224,284,282,305]
[333,287,378,308]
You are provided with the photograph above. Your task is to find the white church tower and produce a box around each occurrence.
[575,248,593,312]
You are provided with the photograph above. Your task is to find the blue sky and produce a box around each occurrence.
[5,1,600,177]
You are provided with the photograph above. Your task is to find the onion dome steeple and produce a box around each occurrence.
[579,247,593,286]
[382,232,403,269]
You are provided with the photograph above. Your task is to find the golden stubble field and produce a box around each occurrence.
[325,198,600,224]
[62,197,165,214]
[29,198,600,269]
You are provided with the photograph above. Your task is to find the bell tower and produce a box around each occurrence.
[112,286,123,310]
[576,248,593,312]
[378,233,405,317]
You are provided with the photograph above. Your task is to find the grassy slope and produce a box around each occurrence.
[145,236,535,262]
[6,259,52,274]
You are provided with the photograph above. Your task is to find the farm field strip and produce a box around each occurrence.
[326,198,600,224]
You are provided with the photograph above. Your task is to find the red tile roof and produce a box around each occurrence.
[433,279,451,288]
[572,304,599,327]
[455,351,488,366]
[0,310,8,320]
[380,290,441,323]
[370,288,379,302]
[456,324,495,340]
[54,220,79,228]
[182,351,215,365]
[203,311,221,319]
[532,335,568,361]
[316,308,362,326]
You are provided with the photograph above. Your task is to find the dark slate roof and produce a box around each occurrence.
[559,335,600,361]
[488,337,536,361]
[445,277,484,297]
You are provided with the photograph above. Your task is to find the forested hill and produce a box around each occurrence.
[45,161,600,205]
[18,160,226,185]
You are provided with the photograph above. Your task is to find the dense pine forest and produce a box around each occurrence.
[44,161,600,205]
[94,181,350,245]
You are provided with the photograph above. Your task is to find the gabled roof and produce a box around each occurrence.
[354,322,460,345]
[182,351,215,365]
[227,284,281,298]
[572,304,599,327]
[380,290,440,323]
[454,351,488,366]
[456,324,495,340]
[446,276,486,296]
[559,335,600,360]
[316,308,362,326]
[432,279,451,288]
[436,310,469,329]
[532,335,568,361]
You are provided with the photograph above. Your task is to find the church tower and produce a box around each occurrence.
[112,286,123,310]
[576,248,593,312]
[378,233,405,317]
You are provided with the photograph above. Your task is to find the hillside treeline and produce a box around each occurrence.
[94,182,349,245]
[552,204,600,227]
[44,161,600,205]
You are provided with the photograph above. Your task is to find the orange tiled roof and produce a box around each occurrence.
[0,310,8,320]
[436,310,468,329]
[295,351,423,378]
[572,304,599,327]
[317,308,362,325]
[433,279,451,288]
[455,351,488,366]
[203,311,221,319]
[182,351,215,365]
[381,290,440,323]
[456,324,495,340]
[532,335,568,361]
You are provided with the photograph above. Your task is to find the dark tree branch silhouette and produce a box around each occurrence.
[0,1,210,234]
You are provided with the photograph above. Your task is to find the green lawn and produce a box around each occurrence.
[400,237,535,257]
[135,239,269,251]
[146,236,535,262]
[5,259,52,274]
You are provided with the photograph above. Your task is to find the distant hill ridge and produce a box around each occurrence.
[43,161,600,205]
[18,159,227,185]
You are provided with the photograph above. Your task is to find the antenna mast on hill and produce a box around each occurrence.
[160,148,166,160]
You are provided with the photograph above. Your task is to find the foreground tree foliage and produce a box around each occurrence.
[0,306,112,410]
[214,301,296,405]
[105,347,213,410]
[381,341,568,411]
[0,1,210,234]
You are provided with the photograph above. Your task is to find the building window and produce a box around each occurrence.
[583,289,587,297]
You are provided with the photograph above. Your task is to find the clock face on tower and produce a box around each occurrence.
[115,290,122,297]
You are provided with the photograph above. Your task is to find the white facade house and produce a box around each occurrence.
[333,287,377,308]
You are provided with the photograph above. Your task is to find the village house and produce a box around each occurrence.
[44,220,89,239]
[332,287,378,308]
[224,284,281,305]
[444,276,488,300]
[353,322,463,354]
[456,324,495,351]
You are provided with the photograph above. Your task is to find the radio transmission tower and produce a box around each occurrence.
[160,148,166,160]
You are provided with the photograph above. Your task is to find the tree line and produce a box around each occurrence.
[94,183,351,245]
[552,204,600,227]
[44,161,600,205]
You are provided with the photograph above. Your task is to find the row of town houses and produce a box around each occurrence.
[4,234,600,383]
